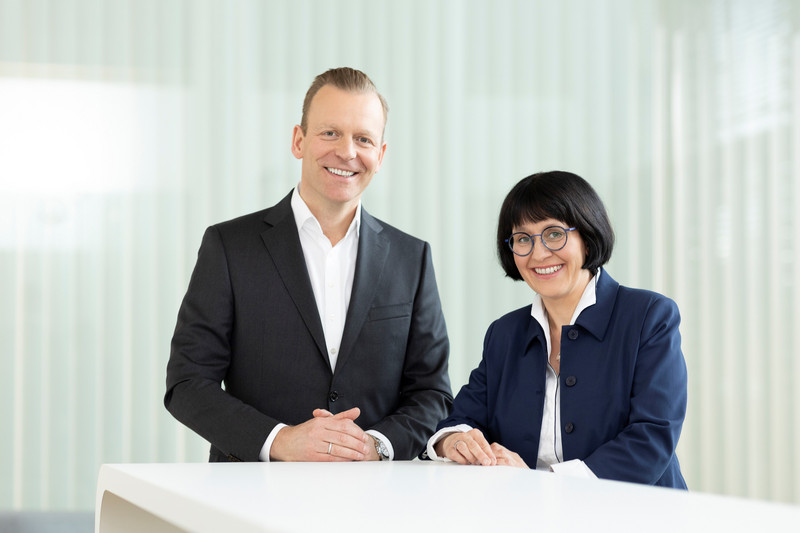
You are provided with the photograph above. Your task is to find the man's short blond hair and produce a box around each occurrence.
[300,67,389,134]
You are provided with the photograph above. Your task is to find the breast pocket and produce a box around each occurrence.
[368,302,412,322]
[361,303,413,360]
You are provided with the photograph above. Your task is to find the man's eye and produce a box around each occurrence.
[357,137,372,144]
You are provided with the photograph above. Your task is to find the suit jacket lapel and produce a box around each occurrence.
[260,193,328,367]
[335,209,389,374]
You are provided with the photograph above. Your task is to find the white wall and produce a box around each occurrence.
[1,0,799,510]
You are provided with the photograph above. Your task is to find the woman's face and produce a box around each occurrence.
[511,218,592,307]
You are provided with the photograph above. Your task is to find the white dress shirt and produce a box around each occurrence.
[427,272,601,479]
[259,186,392,461]
[291,185,360,371]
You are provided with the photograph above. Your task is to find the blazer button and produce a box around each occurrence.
[568,329,579,340]
[565,423,575,434]
[565,376,577,387]
[329,391,339,402]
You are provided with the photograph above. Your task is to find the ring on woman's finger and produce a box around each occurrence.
[327,442,332,454]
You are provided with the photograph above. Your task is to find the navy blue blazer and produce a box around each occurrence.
[437,270,687,488]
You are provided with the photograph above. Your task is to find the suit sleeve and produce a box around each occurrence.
[433,322,495,433]
[582,297,687,484]
[370,243,454,459]
[164,226,276,461]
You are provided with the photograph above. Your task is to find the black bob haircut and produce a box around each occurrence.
[496,171,615,281]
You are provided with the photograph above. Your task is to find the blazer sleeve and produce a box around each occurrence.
[581,296,687,484]
[164,225,276,461]
[370,242,454,459]
[431,316,546,467]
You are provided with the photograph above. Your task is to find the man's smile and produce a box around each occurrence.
[326,167,356,177]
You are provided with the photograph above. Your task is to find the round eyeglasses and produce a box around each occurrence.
[506,226,577,256]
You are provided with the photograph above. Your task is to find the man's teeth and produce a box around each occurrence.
[327,167,355,177]
[535,265,563,275]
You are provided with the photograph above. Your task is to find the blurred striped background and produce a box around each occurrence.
[1,0,799,510]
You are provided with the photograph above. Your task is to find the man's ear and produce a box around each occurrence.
[374,141,387,172]
[290,125,305,160]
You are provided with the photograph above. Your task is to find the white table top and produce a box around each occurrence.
[96,461,800,532]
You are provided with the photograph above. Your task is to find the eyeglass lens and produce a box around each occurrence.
[508,226,569,255]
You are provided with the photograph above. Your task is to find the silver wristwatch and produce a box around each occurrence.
[372,436,389,461]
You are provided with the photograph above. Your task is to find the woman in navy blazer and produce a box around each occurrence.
[427,171,687,488]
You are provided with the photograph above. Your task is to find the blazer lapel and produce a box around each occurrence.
[575,268,619,342]
[522,309,547,358]
[334,209,389,374]
[260,193,328,367]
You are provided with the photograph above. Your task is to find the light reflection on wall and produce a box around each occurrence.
[0,77,183,249]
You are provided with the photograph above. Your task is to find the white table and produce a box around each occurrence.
[95,461,800,532]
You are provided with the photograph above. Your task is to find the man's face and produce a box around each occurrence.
[291,84,387,213]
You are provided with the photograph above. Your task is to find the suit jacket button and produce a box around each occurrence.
[565,423,575,433]
[568,329,579,340]
[329,391,339,402]
[565,376,577,387]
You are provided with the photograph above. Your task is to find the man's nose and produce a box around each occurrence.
[336,138,356,160]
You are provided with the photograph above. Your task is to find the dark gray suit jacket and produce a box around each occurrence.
[165,192,452,461]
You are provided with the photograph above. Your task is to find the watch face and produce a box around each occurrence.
[375,439,388,459]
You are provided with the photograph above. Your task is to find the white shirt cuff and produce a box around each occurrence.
[259,423,288,462]
[550,459,597,478]
[425,424,473,461]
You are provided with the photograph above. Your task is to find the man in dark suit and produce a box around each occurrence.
[165,67,452,462]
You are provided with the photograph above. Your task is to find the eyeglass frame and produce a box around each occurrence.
[505,226,577,256]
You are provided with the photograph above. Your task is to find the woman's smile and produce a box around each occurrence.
[533,264,563,276]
